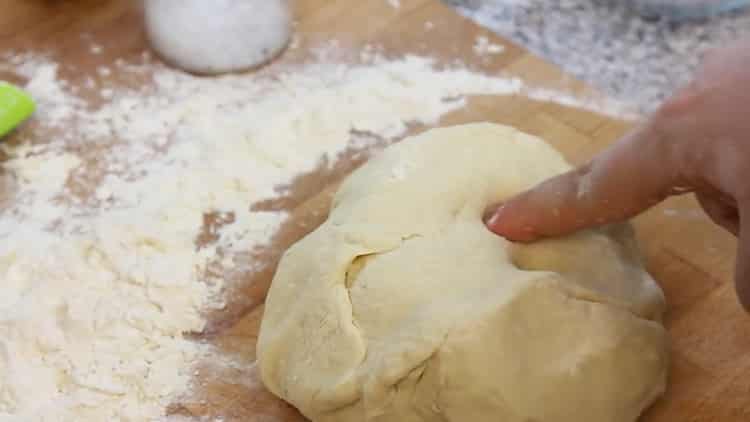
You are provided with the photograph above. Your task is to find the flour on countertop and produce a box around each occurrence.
[473,35,506,55]
[449,0,750,114]
[0,45,633,422]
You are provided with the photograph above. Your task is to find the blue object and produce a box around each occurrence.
[634,0,750,20]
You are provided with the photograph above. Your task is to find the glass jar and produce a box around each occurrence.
[144,0,292,74]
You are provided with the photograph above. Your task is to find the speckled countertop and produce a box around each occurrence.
[445,0,750,114]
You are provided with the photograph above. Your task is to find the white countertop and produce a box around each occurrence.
[447,0,750,114]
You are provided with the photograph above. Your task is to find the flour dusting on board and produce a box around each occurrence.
[0,44,632,421]
[473,35,505,56]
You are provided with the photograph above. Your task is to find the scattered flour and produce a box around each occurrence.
[0,44,633,422]
[473,35,506,55]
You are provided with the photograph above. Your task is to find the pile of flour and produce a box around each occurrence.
[0,44,630,421]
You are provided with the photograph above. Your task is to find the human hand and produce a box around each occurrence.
[487,38,750,309]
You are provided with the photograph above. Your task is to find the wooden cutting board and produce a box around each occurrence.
[1,0,748,420]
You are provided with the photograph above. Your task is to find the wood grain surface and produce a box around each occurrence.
[1,0,747,421]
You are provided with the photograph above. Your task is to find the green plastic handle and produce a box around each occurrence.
[0,82,35,138]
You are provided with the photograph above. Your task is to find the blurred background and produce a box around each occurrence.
[446,0,750,113]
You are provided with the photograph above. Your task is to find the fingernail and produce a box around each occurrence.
[487,206,504,228]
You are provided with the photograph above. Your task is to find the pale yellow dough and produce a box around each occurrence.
[257,123,668,422]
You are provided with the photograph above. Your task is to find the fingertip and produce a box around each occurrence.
[485,205,504,231]
[485,202,538,242]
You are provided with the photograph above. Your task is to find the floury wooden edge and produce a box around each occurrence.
[1,0,745,420]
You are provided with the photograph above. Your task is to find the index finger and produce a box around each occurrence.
[487,121,686,242]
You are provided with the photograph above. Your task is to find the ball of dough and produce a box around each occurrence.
[257,123,668,422]
[143,0,291,75]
